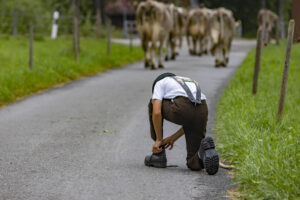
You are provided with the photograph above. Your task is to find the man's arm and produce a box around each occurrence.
[171,127,185,142]
[152,99,163,153]
[162,127,184,150]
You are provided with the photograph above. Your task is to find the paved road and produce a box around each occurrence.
[0,40,254,200]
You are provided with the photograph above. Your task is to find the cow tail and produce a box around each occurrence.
[219,11,224,43]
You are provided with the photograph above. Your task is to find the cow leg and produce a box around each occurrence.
[179,34,183,49]
[142,38,150,68]
[150,42,156,70]
[187,33,192,55]
[214,45,222,67]
[263,27,269,46]
[175,35,181,56]
[170,33,176,60]
[198,37,203,56]
[203,37,209,54]
[224,40,232,66]
[175,36,180,56]
[192,37,197,55]
[158,38,164,69]
[165,36,170,61]
[221,46,227,67]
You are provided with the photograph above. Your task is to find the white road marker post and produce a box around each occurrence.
[51,11,60,39]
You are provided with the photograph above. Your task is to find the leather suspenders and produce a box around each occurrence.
[171,76,202,105]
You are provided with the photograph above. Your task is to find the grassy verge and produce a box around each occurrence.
[0,36,143,106]
[215,42,299,199]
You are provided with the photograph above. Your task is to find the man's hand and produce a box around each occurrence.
[162,136,175,150]
[152,140,163,153]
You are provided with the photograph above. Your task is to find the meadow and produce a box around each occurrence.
[215,42,300,199]
[0,36,143,106]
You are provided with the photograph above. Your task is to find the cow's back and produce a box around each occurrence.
[187,8,209,37]
[210,8,235,45]
[136,0,171,42]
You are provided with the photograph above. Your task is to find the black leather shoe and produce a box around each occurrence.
[199,137,219,175]
[144,150,167,168]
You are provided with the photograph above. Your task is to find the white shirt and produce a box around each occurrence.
[152,76,206,101]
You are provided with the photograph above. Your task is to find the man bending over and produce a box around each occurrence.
[144,73,219,175]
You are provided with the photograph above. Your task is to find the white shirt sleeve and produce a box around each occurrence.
[152,80,165,101]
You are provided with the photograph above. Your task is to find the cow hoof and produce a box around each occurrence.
[189,50,194,55]
[151,64,156,70]
[204,50,208,55]
[145,61,150,68]
[198,53,203,56]
[225,58,229,64]
[158,64,164,69]
[215,61,221,68]
[175,52,179,56]
[171,55,176,60]
[165,56,169,61]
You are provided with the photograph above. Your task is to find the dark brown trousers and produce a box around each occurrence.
[148,96,208,170]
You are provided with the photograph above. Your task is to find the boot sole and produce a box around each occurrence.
[201,137,219,175]
[144,159,167,168]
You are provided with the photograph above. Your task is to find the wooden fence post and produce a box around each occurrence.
[73,0,80,62]
[13,9,18,37]
[252,27,263,95]
[29,22,33,70]
[95,0,102,38]
[107,20,111,56]
[277,20,295,122]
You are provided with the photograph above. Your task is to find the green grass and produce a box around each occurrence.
[215,42,300,199]
[0,36,143,106]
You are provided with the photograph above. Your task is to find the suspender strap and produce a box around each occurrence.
[171,76,202,105]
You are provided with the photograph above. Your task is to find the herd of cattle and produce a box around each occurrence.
[136,0,279,70]
[136,0,236,69]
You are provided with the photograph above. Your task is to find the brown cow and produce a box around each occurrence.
[136,0,173,69]
[258,9,279,46]
[164,5,187,60]
[201,8,213,55]
[164,4,187,61]
[165,4,179,61]
[186,7,211,56]
[209,8,235,67]
[175,7,188,55]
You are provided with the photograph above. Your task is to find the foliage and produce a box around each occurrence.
[0,0,51,34]
[198,0,292,37]
[215,42,300,199]
[0,0,293,37]
[0,36,144,106]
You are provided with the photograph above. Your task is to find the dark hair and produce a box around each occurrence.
[152,72,176,93]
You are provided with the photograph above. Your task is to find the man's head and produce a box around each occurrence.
[152,72,176,93]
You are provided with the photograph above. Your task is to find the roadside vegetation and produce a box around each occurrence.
[0,36,143,107]
[215,42,299,199]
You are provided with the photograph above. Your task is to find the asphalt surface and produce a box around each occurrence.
[0,40,255,200]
